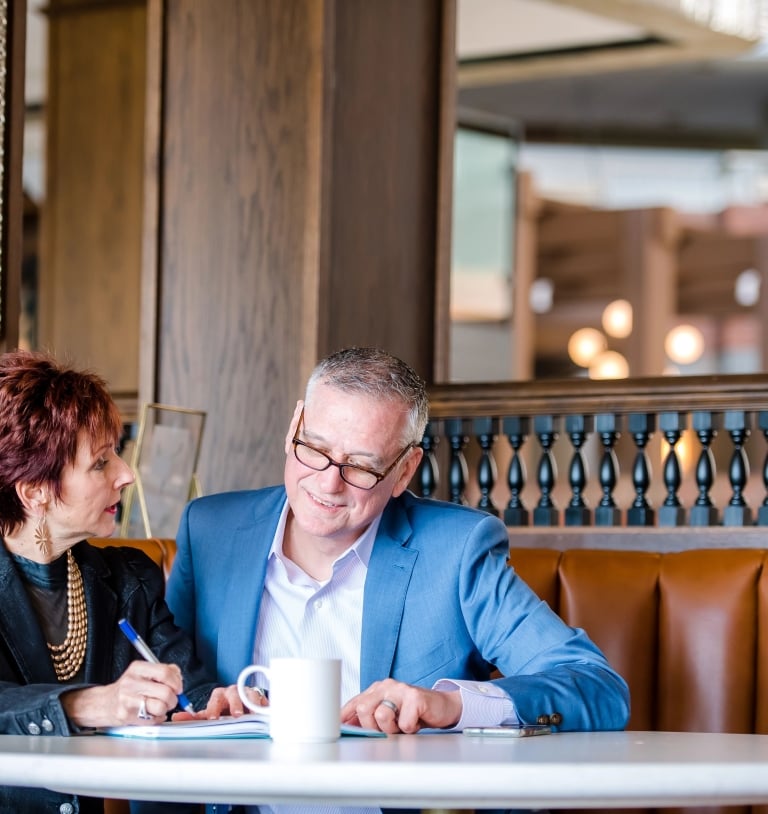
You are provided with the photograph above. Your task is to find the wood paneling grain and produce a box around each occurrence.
[39,0,146,394]
[153,0,448,491]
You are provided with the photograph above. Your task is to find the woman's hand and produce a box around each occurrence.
[60,660,185,728]
[172,684,267,721]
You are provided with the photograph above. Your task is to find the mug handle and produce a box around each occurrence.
[237,664,271,713]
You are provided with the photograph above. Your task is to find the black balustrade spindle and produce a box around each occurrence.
[565,414,592,527]
[445,418,470,506]
[533,415,559,526]
[658,412,686,527]
[689,411,720,527]
[474,417,499,516]
[723,410,752,526]
[503,416,529,527]
[595,413,621,526]
[759,411,768,526]
[627,413,655,526]
[417,420,440,499]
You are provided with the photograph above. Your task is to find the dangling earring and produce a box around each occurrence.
[34,508,52,557]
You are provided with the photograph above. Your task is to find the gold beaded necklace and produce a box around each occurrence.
[47,550,88,681]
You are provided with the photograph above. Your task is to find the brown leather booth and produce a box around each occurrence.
[94,540,768,814]
[509,547,768,736]
[96,539,768,735]
[510,547,768,814]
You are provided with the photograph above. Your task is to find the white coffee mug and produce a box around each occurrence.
[237,657,341,743]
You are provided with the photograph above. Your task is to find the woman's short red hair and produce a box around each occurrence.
[0,350,124,535]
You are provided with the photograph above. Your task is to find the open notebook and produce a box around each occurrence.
[99,712,385,740]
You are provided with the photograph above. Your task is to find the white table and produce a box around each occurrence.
[3,730,768,809]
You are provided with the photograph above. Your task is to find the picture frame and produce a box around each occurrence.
[119,403,206,538]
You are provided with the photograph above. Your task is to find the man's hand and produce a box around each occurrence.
[341,678,461,734]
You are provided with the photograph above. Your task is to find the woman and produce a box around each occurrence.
[0,350,240,813]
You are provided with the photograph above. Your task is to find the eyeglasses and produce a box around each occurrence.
[291,408,414,490]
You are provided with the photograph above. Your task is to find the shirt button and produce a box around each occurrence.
[27,722,41,735]
[41,718,54,732]
[314,600,323,609]
[59,803,75,814]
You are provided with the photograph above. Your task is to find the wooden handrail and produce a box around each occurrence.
[427,373,768,418]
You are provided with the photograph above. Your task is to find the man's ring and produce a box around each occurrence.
[137,696,152,720]
[379,699,399,717]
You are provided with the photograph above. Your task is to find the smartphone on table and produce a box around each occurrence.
[463,724,552,737]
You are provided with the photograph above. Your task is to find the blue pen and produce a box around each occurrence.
[118,618,195,714]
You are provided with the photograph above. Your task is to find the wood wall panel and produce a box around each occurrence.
[157,0,323,494]
[39,0,145,396]
[2,0,25,352]
[153,0,449,492]
[322,1,442,369]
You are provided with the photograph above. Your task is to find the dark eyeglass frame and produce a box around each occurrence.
[291,408,414,490]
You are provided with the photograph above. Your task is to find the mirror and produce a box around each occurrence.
[452,0,768,381]
[449,110,520,382]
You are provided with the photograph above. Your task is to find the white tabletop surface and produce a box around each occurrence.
[3,730,768,808]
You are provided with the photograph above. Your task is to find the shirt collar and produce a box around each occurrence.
[269,498,381,572]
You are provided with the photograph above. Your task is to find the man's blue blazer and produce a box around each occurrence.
[166,486,629,731]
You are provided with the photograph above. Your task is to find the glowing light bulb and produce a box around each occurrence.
[602,299,633,338]
[568,328,607,368]
[588,350,629,380]
[664,324,704,365]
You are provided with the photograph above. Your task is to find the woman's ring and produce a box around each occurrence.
[137,696,152,720]
[379,698,399,717]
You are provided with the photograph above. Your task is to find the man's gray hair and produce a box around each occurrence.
[305,347,429,446]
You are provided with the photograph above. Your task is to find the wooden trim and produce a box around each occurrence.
[140,0,163,405]
[300,0,332,386]
[431,0,456,383]
[43,0,144,15]
[428,372,768,417]
[509,526,768,552]
[1,0,24,350]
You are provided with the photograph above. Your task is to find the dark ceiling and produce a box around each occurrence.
[459,56,768,150]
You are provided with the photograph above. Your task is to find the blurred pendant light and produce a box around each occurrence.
[664,324,704,365]
[589,350,629,380]
[602,299,633,338]
[568,327,607,368]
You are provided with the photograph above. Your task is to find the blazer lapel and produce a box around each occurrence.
[217,513,276,684]
[359,500,418,689]
[76,544,119,682]
[0,546,59,683]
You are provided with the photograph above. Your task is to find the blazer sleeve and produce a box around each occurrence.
[457,513,630,731]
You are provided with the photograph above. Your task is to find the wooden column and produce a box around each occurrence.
[145,0,453,492]
[38,0,146,402]
[621,207,680,376]
[1,0,25,352]
[511,172,539,381]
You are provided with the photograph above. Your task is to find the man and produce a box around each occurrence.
[165,346,629,809]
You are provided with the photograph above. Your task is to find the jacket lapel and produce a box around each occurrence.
[75,543,119,682]
[0,546,59,683]
[216,506,277,684]
[359,499,418,689]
